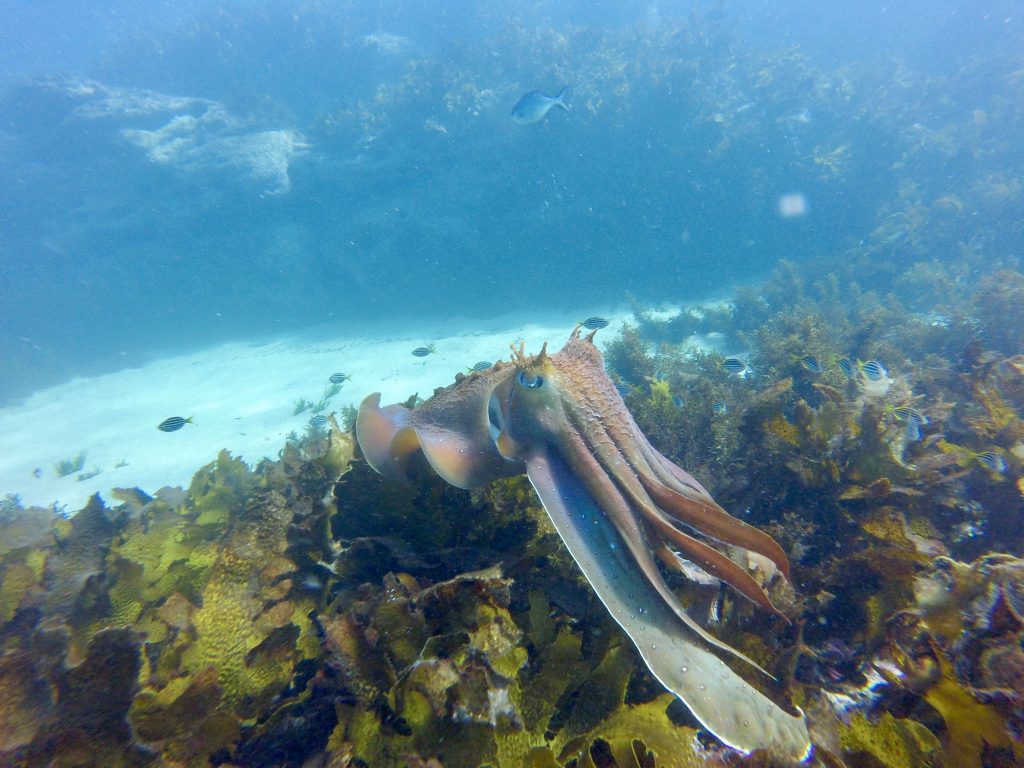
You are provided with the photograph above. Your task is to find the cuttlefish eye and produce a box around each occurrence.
[516,370,544,389]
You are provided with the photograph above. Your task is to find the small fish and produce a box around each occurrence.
[512,86,571,124]
[468,361,493,372]
[859,360,887,381]
[836,357,855,379]
[712,401,728,415]
[329,372,350,384]
[796,354,823,374]
[411,345,435,357]
[581,316,610,330]
[158,416,192,432]
[309,414,329,429]
[975,450,1007,474]
[720,357,747,375]
[615,384,632,397]
[672,394,685,409]
[33,467,41,478]
[904,418,921,443]
[891,406,928,425]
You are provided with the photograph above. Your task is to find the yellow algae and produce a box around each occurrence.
[839,712,942,768]
[0,562,37,624]
[924,657,1020,767]
[0,652,52,751]
[861,509,913,546]
[180,555,295,712]
[562,695,704,768]
[765,415,800,446]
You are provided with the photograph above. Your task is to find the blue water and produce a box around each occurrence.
[1,0,1021,403]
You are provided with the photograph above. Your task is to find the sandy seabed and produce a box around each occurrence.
[0,307,664,512]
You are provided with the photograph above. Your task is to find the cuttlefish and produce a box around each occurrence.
[356,328,811,762]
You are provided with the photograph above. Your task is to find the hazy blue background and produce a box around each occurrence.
[1,0,1021,403]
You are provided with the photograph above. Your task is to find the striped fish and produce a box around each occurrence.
[975,451,1007,474]
[158,416,192,432]
[859,360,887,381]
[329,372,350,384]
[580,316,610,330]
[720,357,747,375]
[892,406,927,425]
[797,354,824,374]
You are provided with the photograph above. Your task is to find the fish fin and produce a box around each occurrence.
[355,393,417,480]
[555,85,572,111]
[525,449,810,761]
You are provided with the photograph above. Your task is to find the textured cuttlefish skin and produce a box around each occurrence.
[356,328,811,762]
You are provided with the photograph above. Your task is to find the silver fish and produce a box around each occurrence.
[512,86,571,124]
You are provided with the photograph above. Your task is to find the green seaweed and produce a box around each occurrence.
[53,450,87,478]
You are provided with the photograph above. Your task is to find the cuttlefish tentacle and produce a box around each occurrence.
[355,331,811,761]
[559,404,787,624]
[639,467,792,581]
[642,504,790,622]
[608,407,793,581]
[553,421,774,673]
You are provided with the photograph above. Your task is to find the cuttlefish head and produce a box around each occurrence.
[489,340,564,462]
[356,328,810,761]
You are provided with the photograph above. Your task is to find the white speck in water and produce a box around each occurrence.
[681,665,688,673]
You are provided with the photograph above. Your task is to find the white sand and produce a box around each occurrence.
[1,308,654,513]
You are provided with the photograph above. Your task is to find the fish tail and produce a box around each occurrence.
[555,85,572,111]
[186,416,194,424]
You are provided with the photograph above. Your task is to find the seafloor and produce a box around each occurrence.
[2,250,1024,768]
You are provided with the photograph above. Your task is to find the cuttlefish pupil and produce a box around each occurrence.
[516,370,543,388]
[356,327,811,762]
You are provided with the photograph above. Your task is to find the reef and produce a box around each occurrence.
[1,7,1023,765]
[3,271,1024,766]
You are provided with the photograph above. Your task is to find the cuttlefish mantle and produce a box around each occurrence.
[356,328,811,762]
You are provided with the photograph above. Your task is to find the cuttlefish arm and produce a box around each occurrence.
[526,448,810,761]
[355,332,811,761]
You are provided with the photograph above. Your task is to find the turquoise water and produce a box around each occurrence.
[1,0,1020,404]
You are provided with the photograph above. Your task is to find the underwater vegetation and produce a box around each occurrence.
[53,451,87,478]
[3,247,1024,766]
[0,8,1022,767]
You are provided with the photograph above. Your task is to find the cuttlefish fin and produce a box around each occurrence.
[356,392,517,490]
[525,448,811,762]
[415,423,502,489]
[356,393,420,480]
